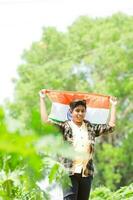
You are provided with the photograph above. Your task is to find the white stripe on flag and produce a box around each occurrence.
[48,102,69,122]
[48,102,109,124]
[86,107,109,124]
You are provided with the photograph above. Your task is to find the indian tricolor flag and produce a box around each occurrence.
[43,90,111,124]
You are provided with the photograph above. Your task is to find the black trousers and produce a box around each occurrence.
[63,173,93,200]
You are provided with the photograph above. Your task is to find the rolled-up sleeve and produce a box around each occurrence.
[92,124,115,137]
[48,119,65,133]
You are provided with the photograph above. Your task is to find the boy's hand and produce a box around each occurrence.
[110,96,118,106]
[39,89,47,99]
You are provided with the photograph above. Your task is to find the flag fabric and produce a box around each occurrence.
[43,90,111,124]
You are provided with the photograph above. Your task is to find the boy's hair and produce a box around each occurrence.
[69,99,86,111]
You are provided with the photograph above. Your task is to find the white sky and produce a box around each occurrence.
[0,0,132,104]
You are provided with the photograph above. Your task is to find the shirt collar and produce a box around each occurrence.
[70,120,85,129]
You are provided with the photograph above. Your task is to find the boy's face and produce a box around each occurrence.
[71,105,86,124]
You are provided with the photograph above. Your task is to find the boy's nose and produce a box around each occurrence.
[79,112,83,115]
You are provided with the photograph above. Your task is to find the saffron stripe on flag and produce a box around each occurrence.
[44,89,110,109]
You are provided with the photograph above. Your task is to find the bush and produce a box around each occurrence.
[90,183,133,200]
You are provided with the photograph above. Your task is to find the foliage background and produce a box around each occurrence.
[0,13,133,199]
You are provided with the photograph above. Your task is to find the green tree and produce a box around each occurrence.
[7,13,133,189]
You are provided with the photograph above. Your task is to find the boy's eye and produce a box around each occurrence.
[76,109,85,113]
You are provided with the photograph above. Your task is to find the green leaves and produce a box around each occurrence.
[48,163,60,183]
[90,186,112,200]
[90,183,133,200]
